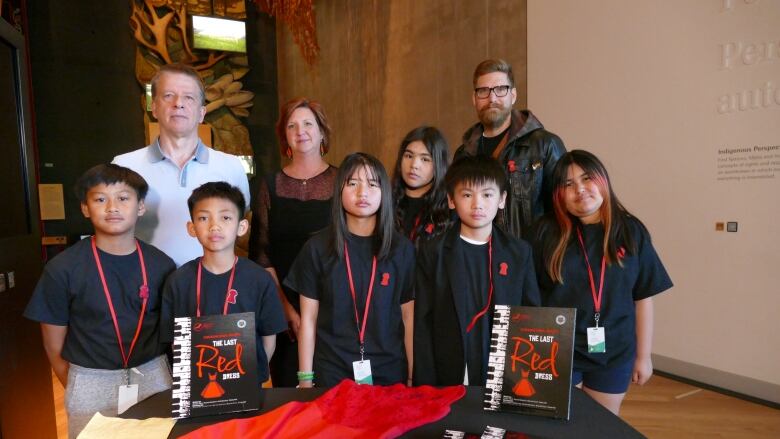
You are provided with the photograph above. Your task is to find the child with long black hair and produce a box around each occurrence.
[285,153,415,388]
[392,126,452,243]
[532,149,672,415]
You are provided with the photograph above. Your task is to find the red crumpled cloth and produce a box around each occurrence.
[179,379,466,438]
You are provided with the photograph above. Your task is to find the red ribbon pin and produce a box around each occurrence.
[226,288,238,304]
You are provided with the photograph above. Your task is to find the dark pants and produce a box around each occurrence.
[270,330,299,387]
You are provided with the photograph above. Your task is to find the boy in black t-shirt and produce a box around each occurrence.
[413,156,541,386]
[160,182,285,384]
[24,164,176,438]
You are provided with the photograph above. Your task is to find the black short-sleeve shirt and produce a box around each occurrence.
[24,238,176,369]
[534,218,673,371]
[398,196,427,239]
[284,228,415,387]
[160,257,287,381]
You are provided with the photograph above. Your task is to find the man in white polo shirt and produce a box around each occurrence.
[114,63,250,266]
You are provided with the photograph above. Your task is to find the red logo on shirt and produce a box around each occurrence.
[499,262,508,276]
[381,273,390,286]
[226,289,238,304]
[507,160,517,172]
[617,246,626,259]
[425,223,434,234]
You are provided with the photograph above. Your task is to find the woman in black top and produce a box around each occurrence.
[249,97,337,387]
[391,126,452,244]
[532,150,672,415]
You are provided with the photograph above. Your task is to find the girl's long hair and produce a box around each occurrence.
[332,153,395,260]
[391,126,452,242]
[541,149,638,283]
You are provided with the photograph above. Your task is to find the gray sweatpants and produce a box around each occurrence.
[64,355,171,438]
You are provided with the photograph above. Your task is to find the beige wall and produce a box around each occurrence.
[277,0,527,169]
[528,0,780,401]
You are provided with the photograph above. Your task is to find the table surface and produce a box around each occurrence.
[122,386,645,438]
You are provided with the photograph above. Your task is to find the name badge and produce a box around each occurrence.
[587,327,606,353]
[352,359,373,385]
[117,384,139,414]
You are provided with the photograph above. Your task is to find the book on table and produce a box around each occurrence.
[443,425,550,438]
[171,312,259,419]
[484,305,576,420]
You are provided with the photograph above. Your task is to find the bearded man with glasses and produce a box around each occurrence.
[455,58,567,241]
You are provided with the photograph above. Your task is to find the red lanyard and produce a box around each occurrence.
[196,257,238,317]
[409,215,422,241]
[91,237,149,369]
[344,242,377,357]
[576,227,606,322]
[466,236,493,333]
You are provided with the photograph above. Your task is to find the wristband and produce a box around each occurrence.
[297,371,314,381]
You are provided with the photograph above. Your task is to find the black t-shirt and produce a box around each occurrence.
[534,219,673,371]
[284,228,415,387]
[24,238,176,369]
[459,237,491,385]
[398,195,427,239]
[160,257,287,381]
[477,126,510,156]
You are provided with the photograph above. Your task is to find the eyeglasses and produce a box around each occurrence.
[474,85,512,99]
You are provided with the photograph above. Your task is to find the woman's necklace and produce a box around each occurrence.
[287,162,328,186]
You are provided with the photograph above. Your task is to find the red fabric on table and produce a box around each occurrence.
[179,379,466,439]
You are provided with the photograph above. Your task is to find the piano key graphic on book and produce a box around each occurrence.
[484,305,510,411]
[172,317,192,419]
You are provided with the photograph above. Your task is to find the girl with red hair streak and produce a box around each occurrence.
[531,149,672,415]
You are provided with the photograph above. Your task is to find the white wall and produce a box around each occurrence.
[528,0,780,401]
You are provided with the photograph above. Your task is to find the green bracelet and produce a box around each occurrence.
[297,371,315,381]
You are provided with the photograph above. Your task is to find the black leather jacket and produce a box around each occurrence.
[455,109,566,240]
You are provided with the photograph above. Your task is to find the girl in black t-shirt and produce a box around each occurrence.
[532,150,672,415]
[391,126,452,244]
[285,153,415,388]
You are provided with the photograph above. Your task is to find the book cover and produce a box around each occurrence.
[171,312,259,419]
[484,305,576,420]
[443,430,481,439]
[443,426,549,439]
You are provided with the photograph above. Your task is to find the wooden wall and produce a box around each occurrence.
[276,0,527,168]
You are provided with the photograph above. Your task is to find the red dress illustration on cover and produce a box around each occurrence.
[512,369,535,397]
[201,373,225,399]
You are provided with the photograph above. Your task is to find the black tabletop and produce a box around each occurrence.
[122,386,645,438]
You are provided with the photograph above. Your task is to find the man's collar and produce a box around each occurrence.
[148,138,165,162]
[193,140,210,163]
[149,137,210,163]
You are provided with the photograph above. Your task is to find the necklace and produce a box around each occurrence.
[287,165,327,186]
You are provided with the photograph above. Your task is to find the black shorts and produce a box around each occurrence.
[572,358,633,394]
